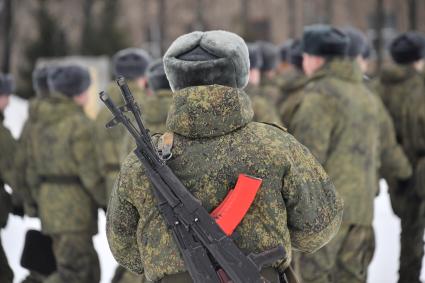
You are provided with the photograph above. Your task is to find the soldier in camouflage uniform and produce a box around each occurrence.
[14,66,55,283]
[276,39,293,76]
[344,27,412,195]
[15,66,52,221]
[244,43,281,124]
[278,39,309,130]
[107,30,343,283]
[292,25,380,283]
[376,32,425,283]
[27,65,105,283]
[0,74,16,283]
[257,41,282,104]
[121,58,173,157]
[95,48,151,201]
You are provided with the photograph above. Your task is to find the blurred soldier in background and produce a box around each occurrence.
[0,73,17,283]
[291,25,380,283]
[278,39,309,130]
[257,41,282,104]
[276,39,293,75]
[14,65,55,283]
[344,27,412,194]
[27,65,105,283]
[15,66,52,219]
[121,59,173,158]
[94,48,151,201]
[244,43,281,124]
[376,32,425,283]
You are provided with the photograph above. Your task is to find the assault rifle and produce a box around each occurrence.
[100,77,286,283]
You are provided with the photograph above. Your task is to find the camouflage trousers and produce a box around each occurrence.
[0,234,13,283]
[388,182,425,283]
[299,224,375,283]
[44,232,100,283]
[111,265,144,283]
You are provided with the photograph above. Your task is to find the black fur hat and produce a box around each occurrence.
[288,39,303,70]
[164,30,249,91]
[0,73,14,96]
[343,27,367,58]
[32,65,51,94]
[279,40,293,62]
[48,64,91,97]
[390,32,425,64]
[247,43,263,70]
[112,48,151,79]
[257,41,279,72]
[147,59,171,91]
[302,24,349,57]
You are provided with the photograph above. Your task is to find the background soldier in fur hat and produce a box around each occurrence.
[257,41,282,104]
[278,39,309,130]
[291,25,381,283]
[26,65,105,283]
[244,43,281,125]
[375,31,425,283]
[106,30,343,283]
[94,47,151,201]
[120,58,173,159]
[0,73,17,283]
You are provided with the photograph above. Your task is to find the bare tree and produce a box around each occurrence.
[408,0,417,30]
[375,0,384,71]
[287,0,296,38]
[1,0,13,73]
[324,0,333,24]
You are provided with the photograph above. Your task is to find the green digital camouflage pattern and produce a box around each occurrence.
[393,68,425,283]
[244,84,282,125]
[375,65,421,142]
[95,81,147,200]
[107,84,343,282]
[260,75,283,104]
[0,114,16,227]
[373,92,412,193]
[277,70,309,131]
[27,93,105,234]
[111,266,144,283]
[300,224,375,283]
[45,232,100,283]
[291,59,380,226]
[14,97,48,217]
[120,89,173,159]
[0,114,17,283]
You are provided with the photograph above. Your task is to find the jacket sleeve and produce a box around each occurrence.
[290,91,336,164]
[72,118,106,207]
[376,100,412,181]
[281,134,343,253]
[106,156,143,274]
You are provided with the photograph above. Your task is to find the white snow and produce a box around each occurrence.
[2,96,425,283]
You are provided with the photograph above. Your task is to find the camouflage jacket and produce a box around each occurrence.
[291,59,380,226]
[375,65,421,143]
[400,69,425,197]
[28,94,105,234]
[260,75,283,105]
[278,70,309,131]
[95,80,146,201]
[120,89,173,160]
[14,97,47,217]
[107,84,343,281]
[244,84,282,125]
[0,113,16,228]
[367,85,412,188]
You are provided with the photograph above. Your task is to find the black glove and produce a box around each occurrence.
[12,205,24,217]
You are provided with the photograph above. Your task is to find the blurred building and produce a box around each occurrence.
[0,0,425,94]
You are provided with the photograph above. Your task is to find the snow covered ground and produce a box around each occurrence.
[2,96,425,283]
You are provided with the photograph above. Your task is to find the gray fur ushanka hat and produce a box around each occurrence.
[163,30,250,91]
[112,48,151,79]
[48,64,91,97]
